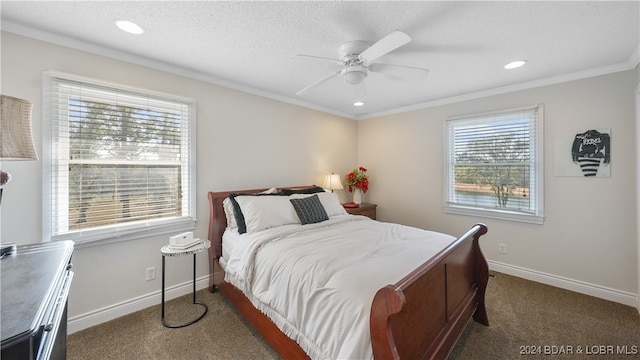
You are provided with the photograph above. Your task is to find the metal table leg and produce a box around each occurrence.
[161,253,208,328]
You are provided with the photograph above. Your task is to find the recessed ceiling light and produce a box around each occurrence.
[353,101,365,107]
[115,20,144,35]
[504,60,527,70]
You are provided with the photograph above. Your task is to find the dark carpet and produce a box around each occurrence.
[68,272,640,359]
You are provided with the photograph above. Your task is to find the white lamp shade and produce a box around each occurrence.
[322,173,344,191]
[1,95,38,160]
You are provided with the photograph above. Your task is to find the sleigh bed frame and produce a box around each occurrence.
[207,187,489,360]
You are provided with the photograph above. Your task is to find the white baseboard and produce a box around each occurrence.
[68,276,210,334]
[488,260,638,308]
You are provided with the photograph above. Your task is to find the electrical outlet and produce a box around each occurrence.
[145,266,156,281]
[498,243,507,254]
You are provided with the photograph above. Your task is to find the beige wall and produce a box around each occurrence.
[0,32,357,326]
[358,70,638,304]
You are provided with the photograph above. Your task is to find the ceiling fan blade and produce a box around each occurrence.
[353,82,367,99]
[368,63,429,79]
[296,70,341,96]
[291,54,343,66]
[358,30,411,64]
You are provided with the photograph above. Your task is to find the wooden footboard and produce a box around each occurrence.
[370,223,488,360]
[208,188,489,359]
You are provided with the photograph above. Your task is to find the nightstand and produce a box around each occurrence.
[160,239,210,328]
[344,203,377,220]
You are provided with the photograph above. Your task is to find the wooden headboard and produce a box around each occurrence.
[207,185,319,259]
[208,188,263,259]
[207,186,319,293]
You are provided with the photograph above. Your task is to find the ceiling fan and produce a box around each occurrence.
[293,30,429,99]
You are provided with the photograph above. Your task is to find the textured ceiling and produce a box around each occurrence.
[1,1,639,119]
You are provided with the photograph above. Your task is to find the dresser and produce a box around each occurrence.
[1,241,74,360]
[344,203,377,220]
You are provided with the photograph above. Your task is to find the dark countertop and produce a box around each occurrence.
[1,241,74,348]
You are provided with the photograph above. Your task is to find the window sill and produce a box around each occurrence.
[444,205,544,225]
[48,217,197,248]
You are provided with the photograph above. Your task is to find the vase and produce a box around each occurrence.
[353,188,362,205]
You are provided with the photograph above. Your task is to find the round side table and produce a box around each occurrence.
[160,239,210,328]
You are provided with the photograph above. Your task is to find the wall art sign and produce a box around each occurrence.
[554,128,611,177]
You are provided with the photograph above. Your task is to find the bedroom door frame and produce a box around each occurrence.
[636,82,639,314]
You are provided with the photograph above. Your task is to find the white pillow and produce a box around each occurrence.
[223,187,278,229]
[290,192,347,217]
[234,195,300,233]
[223,197,237,229]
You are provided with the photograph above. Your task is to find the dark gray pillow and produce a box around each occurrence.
[290,194,329,225]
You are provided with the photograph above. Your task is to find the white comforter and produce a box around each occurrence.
[223,215,455,360]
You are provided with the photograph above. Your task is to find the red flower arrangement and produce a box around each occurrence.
[345,166,369,193]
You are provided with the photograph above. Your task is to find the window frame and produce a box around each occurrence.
[443,104,544,224]
[42,71,197,246]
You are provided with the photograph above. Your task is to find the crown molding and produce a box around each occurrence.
[1,22,356,120]
[357,61,636,120]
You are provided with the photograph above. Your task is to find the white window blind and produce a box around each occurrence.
[444,105,544,224]
[44,72,196,244]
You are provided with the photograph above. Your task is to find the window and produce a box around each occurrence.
[43,72,196,244]
[444,105,544,224]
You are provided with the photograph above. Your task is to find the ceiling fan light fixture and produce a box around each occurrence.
[504,60,527,69]
[345,71,365,84]
[115,19,144,35]
[342,66,367,85]
[294,31,417,97]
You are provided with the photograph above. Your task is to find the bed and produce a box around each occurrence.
[207,186,489,360]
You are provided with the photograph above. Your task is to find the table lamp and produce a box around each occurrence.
[322,173,343,193]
